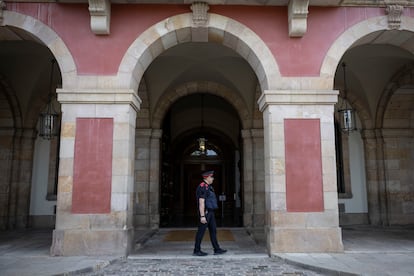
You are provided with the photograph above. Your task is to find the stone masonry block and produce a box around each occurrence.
[51,228,132,256]
[267,227,343,253]
[58,176,73,193]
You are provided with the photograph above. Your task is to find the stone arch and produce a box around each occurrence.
[320,15,414,79]
[151,81,252,129]
[0,74,22,129]
[325,15,414,129]
[2,11,77,88]
[375,63,414,128]
[118,13,280,93]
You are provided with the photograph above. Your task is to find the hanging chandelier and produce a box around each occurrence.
[337,62,357,133]
[197,137,207,154]
[39,59,59,140]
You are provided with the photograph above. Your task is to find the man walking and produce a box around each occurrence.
[193,170,227,256]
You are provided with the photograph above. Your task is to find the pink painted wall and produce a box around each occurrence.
[284,119,324,212]
[213,6,384,76]
[5,3,405,76]
[72,118,113,214]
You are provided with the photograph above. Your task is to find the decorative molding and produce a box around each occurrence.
[342,0,410,6]
[0,0,6,26]
[57,88,141,112]
[88,0,111,35]
[258,90,339,112]
[288,0,309,37]
[385,4,404,29]
[190,2,209,27]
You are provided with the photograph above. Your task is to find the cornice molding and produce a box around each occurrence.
[57,88,142,112]
[341,0,409,6]
[288,0,309,38]
[2,0,414,7]
[258,90,339,112]
[88,0,111,35]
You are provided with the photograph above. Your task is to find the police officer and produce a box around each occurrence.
[193,170,227,256]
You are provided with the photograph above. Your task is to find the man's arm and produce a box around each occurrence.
[199,198,207,224]
[199,198,205,216]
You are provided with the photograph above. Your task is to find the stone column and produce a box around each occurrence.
[258,89,343,253]
[0,128,13,230]
[134,128,161,229]
[361,129,386,225]
[12,129,37,228]
[149,129,161,228]
[241,129,253,228]
[363,128,413,225]
[382,129,414,225]
[134,129,151,228]
[251,129,265,228]
[241,129,265,233]
[51,89,140,256]
[6,128,36,229]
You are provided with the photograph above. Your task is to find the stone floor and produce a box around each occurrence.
[1,225,414,275]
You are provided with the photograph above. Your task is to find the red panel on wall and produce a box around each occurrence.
[285,119,324,212]
[72,118,113,214]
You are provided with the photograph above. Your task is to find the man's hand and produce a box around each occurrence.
[200,216,207,224]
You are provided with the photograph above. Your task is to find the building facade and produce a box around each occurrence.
[0,0,413,256]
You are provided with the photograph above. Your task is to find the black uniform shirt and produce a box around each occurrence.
[196,181,218,210]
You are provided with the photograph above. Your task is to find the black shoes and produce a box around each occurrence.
[193,249,227,256]
[193,250,208,256]
[214,248,227,255]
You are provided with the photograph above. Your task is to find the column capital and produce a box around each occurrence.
[251,129,264,138]
[57,88,141,112]
[241,129,263,138]
[360,129,383,140]
[359,128,413,141]
[151,129,162,139]
[136,128,153,137]
[241,129,252,138]
[258,89,339,112]
[382,128,414,138]
[136,128,162,139]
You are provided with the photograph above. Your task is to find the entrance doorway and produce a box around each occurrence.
[160,94,242,228]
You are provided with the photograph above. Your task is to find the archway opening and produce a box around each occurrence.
[160,93,242,228]
[333,29,414,226]
[133,37,265,237]
[0,26,62,229]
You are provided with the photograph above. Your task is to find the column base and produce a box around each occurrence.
[50,228,133,256]
[266,226,344,253]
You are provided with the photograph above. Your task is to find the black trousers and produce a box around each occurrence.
[194,210,220,252]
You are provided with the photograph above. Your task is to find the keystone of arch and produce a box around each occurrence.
[2,11,77,88]
[118,13,281,93]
